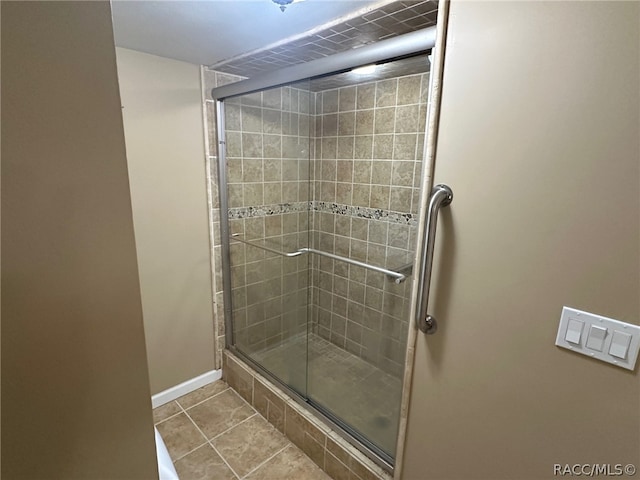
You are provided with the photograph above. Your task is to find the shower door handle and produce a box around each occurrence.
[416,184,453,334]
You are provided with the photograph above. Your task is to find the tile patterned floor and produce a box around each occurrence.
[154,381,331,480]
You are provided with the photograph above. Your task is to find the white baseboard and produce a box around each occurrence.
[151,369,222,408]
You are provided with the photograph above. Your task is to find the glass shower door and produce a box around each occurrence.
[306,56,429,461]
[223,81,313,395]
[218,53,430,465]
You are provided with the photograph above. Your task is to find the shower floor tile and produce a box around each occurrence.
[153,381,330,480]
[251,333,403,457]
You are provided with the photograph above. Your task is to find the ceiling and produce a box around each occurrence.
[111,0,384,66]
[211,0,437,77]
[112,0,438,86]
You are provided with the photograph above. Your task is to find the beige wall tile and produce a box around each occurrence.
[355,110,374,135]
[374,107,395,134]
[373,134,394,160]
[241,106,263,133]
[375,79,398,108]
[395,104,420,133]
[353,159,372,182]
[371,161,392,185]
[322,90,339,113]
[263,134,282,158]
[338,111,356,135]
[226,132,242,156]
[369,185,389,209]
[224,355,254,403]
[356,83,375,110]
[242,132,263,157]
[397,75,421,105]
[326,452,351,480]
[264,183,282,204]
[263,108,282,134]
[392,133,417,160]
[285,403,306,449]
[339,86,356,112]
[304,432,326,470]
[369,222,389,245]
[389,186,412,212]
[242,158,263,182]
[263,88,282,109]
[352,184,371,207]
[225,103,242,130]
[337,136,355,159]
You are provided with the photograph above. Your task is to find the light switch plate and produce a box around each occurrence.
[555,306,640,371]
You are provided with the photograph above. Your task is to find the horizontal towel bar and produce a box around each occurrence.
[231,234,409,284]
[230,234,304,258]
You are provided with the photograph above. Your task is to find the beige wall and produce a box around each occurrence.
[116,48,215,394]
[1,2,158,478]
[401,2,639,479]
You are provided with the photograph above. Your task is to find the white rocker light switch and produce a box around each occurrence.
[565,318,583,344]
[609,331,632,359]
[586,325,607,352]
[555,307,640,371]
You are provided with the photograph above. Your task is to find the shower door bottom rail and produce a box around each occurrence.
[231,233,409,283]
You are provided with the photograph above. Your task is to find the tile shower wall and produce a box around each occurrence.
[205,70,313,358]
[203,68,243,369]
[204,68,429,379]
[227,84,312,354]
[309,73,429,378]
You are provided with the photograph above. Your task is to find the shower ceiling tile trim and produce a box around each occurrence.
[209,0,438,78]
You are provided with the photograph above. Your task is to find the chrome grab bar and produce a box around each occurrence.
[231,234,408,283]
[416,184,453,334]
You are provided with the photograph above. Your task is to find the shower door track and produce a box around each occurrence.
[213,26,438,472]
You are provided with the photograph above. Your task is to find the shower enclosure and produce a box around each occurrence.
[213,28,439,467]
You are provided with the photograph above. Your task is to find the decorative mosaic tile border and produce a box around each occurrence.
[311,201,416,226]
[228,202,308,220]
[229,201,417,226]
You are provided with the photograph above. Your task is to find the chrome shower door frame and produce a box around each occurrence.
[214,99,235,348]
